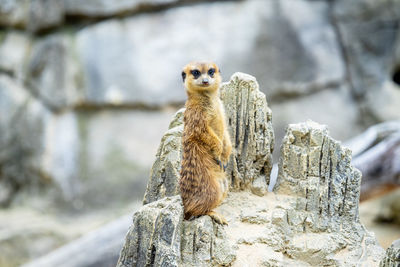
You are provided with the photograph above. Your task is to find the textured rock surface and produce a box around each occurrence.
[26,34,82,111]
[380,239,400,267]
[119,95,384,266]
[332,0,400,124]
[271,85,362,152]
[1,0,399,265]
[1,0,399,206]
[0,0,64,32]
[117,196,236,267]
[143,73,274,204]
[0,75,51,205]
[143,109,184,204]
[273,121,384,265]
[220,73,274,195]
[71,0,344,107]
[64,0,178,17]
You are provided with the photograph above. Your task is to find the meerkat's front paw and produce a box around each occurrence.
[214,158,223,170]
[207,211,228,225]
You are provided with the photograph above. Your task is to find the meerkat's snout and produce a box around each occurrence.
[202,77,209,85]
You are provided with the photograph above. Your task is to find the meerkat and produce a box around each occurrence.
[179,61,232,225]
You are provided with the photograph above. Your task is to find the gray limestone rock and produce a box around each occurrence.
[332,0,400,124]
[0,75,51,205]
[221,73,274,194]
[64,0,177,18]
[380,239,400,267]
[117,196,235,267]
[121,118,385,266]
[0,0,30,28]
[117,196,183,267]
[0,0,64,32]
[273,120,384,266]
[28,0,64,32]
[274,120,362,232]
[72,0,344,107]
[142,108,184,204]
[0,31,30,78]
[26,34,82,111]
[143,73,274,204]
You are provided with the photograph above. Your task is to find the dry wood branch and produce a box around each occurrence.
[21,214,132,267]
[344,121,400,199]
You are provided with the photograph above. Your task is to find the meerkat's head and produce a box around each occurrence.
[181,62,221,94]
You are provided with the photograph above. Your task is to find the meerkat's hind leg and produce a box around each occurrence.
[207,210,228,225]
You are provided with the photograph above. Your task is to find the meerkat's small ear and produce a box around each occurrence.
[181,71,186,82]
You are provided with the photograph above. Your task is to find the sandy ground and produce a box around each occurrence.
[360,188,400,249]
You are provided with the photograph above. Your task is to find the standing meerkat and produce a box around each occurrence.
[179,61,232,225]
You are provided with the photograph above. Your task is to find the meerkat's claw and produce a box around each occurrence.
[214,158,223,170]
[207,211,228,225]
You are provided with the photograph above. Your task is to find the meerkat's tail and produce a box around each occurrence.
[179,143,221,219]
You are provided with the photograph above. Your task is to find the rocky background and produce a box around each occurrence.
[0,0,399,266]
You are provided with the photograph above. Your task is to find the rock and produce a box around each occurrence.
[73,0,343,107]
[0,0,30,29]
[119,74,384,266]
[117,196,183,267]
[275,120,362,232]
[41,112,80,201]
[332,0,400,124]
[26,34,82,111]
[143,109,184,204]
[181,215,236,266]
[0,0,64,32]
[79,109,174,209]
[0,31,30,78]
[0,75,51,206]
[380,239,400,267]
[273,120,384,265]
[28,0,64,32]
[271,85,362,157]
[143,73,274,204]
[117,196,236,267]
[244,0,345,100]
[64,0,177,18]
[220,73,274,194]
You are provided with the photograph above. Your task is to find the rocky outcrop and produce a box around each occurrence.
[118,196,236,267]
[0,75,51,205]
[220,73,274,195]
[380,239,400,267]
[272,121,384,266]
[143,73,274,204]
[332,0,400,124]
[1,0,399,264]
[1,0,399,206]
[118,74,384,266]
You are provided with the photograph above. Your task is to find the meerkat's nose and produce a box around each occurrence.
[202,78,209,85]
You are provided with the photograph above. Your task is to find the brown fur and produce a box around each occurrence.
[179,62,232,225]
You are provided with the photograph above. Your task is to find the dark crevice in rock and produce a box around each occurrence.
[392,65,400,86]
[74,101,185,112]
[0,68,15,78]
[1,0,239,36]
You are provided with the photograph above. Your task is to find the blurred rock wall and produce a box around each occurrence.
[0,0,399,207]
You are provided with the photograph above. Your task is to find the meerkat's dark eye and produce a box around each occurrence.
[190,69,201,79]
[208,68,215,77]
[181,71,186,82]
